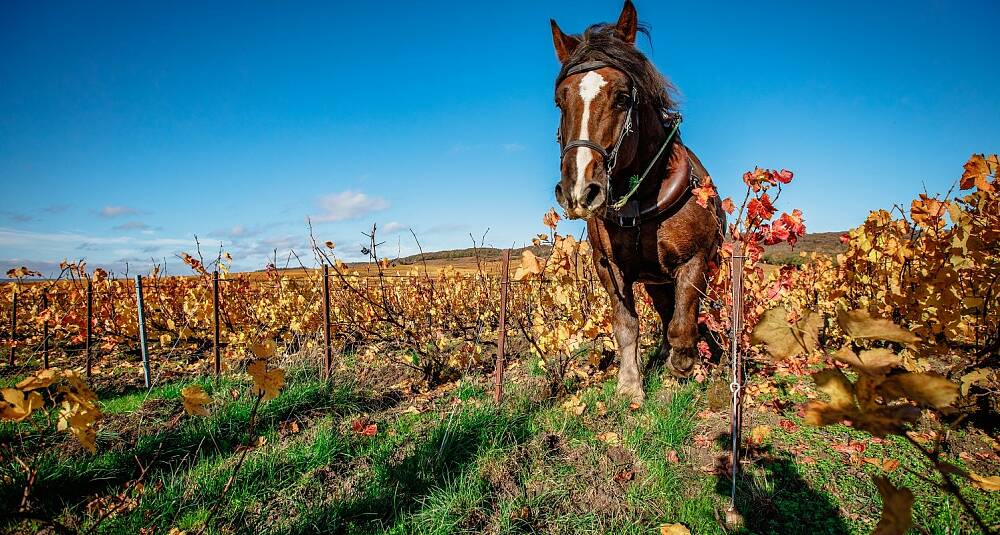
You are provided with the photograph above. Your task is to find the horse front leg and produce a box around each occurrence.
[612,285,643,404]
[595,259,643,404]
[667,254,707,378]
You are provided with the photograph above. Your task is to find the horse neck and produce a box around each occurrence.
[617,102,677,199]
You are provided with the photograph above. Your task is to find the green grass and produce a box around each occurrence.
[2,363,998,534]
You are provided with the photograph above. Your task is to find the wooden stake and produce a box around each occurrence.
[322,264,332,378]
[494,249,511,403]
[86,278,93,380]
[8,289,16,367]
[42,293,49,369]
[213,270,221,383]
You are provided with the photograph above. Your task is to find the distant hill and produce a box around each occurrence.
[379,231,847,269]
[760,231,847,265]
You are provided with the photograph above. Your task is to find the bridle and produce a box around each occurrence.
[556,61,637,185]
[555,60,682,215]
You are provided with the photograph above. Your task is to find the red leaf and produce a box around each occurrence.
[747,194,776,222]
[361,424,377,437]
[779,419,799,432]
[691,176,717,209]
[775,169,794,184]
[721,197,735,214]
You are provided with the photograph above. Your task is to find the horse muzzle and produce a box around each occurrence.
[555,181,606,220]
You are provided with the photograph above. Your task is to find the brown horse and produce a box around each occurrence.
[550,0,724,404]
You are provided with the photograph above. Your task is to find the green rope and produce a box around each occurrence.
[608,119,681,212]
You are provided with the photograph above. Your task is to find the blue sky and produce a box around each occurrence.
[2,0,997,275]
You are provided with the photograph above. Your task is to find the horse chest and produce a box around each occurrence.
[600,222,689,284]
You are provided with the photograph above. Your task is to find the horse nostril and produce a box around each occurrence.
[582,183,604,209]
[555,183,569,206]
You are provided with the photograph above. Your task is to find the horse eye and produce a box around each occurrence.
[614,93,631,109]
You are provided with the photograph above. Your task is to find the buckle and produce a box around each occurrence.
[607,199,640,228]
[618,215,639,228]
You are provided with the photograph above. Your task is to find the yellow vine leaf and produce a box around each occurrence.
[832,347,901,375]
[57,400,101,452]
[960,153,997,191]
[812,369,855,411]
[804,369,922,438]
[250,340,277,359]
[513,250,542,281]
[879,373,959,409]
[0,388,44,422]
[181,385,212,417]
[16,368,58,391]
[750,308,821,361]
[543,208,561,230]
[247,359,285,401]
[872,476,914,535]
[836,309,919,345]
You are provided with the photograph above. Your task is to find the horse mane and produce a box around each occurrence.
[556,23,678,111]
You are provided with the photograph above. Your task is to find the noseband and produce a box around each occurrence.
[556,60,682,216]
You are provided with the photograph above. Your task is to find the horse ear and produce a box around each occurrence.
[550,19,579,63]
[614,0,638,45]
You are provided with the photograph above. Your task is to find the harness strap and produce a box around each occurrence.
[607,117,680,211]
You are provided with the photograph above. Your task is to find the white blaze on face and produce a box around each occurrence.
[574,70,607,200]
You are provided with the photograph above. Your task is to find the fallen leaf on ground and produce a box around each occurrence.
[660,523,691,535]
[864,457,900,472]
[969,472,1000,492]
[749,425,772,445]
[561,395,586,416]
[779,419,799,432]
[614,469,634,482]
[596,432,620,445]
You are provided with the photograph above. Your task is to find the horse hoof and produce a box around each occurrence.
[616,382,645,406]
[667,347,695,378]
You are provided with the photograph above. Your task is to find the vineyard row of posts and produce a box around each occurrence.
[2,244,622,401]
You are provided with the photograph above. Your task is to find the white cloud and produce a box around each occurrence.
[381,221,407,235]
[99,205,139,218]
[113,221,152,231]
[313,190,388,222]
[0,227,187,248]
[209,224,262,240]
